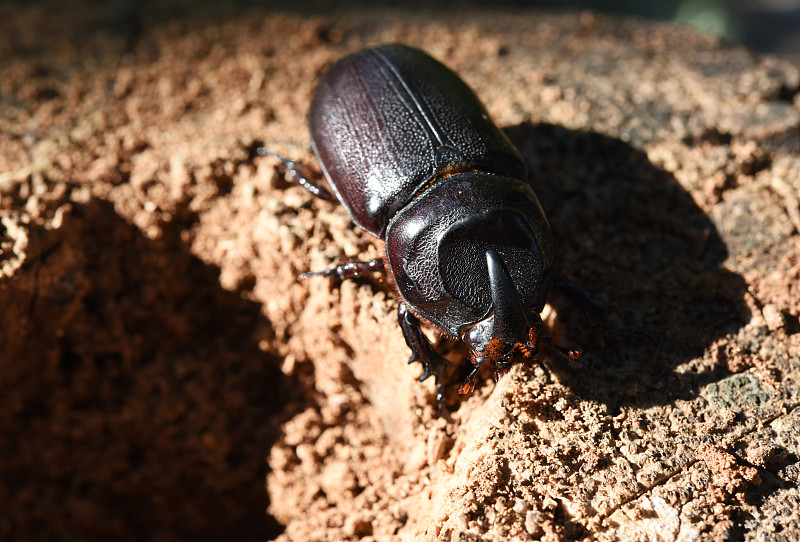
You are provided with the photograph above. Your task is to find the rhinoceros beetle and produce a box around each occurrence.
[259,44,581,401]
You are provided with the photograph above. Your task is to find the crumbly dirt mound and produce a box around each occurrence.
[2,4,800,541]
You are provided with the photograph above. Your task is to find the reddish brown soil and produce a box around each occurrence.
[2,4,800,541]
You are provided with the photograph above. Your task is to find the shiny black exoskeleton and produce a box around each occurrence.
[260,44,579,400]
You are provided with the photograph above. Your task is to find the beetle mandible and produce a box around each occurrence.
[260,44,580,401]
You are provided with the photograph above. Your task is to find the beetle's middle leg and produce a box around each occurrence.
[298,258,384,281]
[398,303,450,403]
[257,148,338,202]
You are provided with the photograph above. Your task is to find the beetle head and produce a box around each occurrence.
[458,249,541,390]
[459,249,580,394]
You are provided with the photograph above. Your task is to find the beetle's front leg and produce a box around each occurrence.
[553,276,657,343]
[298,258,384,281]
[398,303,450,402]
[257,148,338,202]
[552,276,607,323]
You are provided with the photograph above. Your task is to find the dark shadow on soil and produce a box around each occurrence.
[505,123,750,410]
[0,198,290,541]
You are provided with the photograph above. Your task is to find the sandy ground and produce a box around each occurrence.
[2,3,800,541]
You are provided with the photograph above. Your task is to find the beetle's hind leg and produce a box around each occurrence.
[398,303,450,404]
[298,258,384,281]
[257,148,338,202]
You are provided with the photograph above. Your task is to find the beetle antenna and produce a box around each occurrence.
[458,364,481,395]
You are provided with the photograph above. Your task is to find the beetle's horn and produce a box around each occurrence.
[486,249,530,343]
